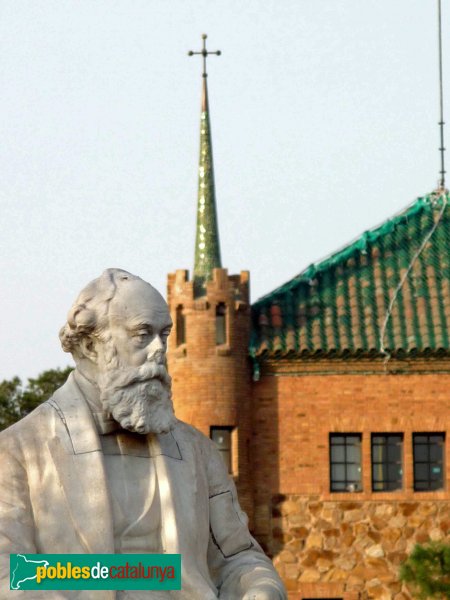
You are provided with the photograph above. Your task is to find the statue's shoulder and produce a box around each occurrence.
[172,419,209,443]
[171,419,220,458]
[0,399,57,456]
[0,376,75,445]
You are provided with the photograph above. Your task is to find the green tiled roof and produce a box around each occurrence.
[250,193,450,359]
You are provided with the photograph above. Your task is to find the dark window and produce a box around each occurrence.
[371,434,403,491]
[330,434,362,492]
[176,305,185,346]
[210,427,233,473]
[413,433,445,491]
[215,303,227,345]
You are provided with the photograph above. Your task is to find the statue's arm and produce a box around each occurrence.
[205,439,286,600]
[0,429,69,600]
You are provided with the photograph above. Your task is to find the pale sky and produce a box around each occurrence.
[0,1,447,381]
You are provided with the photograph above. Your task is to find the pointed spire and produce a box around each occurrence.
[188,35,222,297]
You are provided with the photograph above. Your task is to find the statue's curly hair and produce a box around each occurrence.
[59,268,141,356]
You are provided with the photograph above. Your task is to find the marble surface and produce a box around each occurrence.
[0,269,286,599]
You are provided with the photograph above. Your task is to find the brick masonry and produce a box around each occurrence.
[167,267,450,599]
[167,267,254,520]
[252,359,450,598]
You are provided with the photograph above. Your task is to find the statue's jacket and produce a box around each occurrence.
[0,374,284,600]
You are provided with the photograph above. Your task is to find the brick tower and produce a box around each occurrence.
[167,36,253,519]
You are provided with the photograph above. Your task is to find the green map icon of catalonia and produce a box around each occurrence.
[10,554,49,589]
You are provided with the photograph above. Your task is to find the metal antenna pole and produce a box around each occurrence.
[438,0,446,190]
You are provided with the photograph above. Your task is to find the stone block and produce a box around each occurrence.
[374,504,395,519]
[415,531,430,544]
[418,502,437,516]
[368,529,381,543]
[284,562,300,579]
[372,516,388,530]
[278,549,296,563]
[335,555,356,571]
[387,551,407,566]
[399,503,418,517]
[343,509,366,523]
[365,557,390,572]
[329,568,347,582]
[347,574,364,588]
[290,526,309,539]
[305,532,323,549]
[316,557,332,573]
[429,527,444,541]
[322,506,341,524]
[280,500,300,516]
[388,514,406,528]
[407,514,424,528]
[289,514,310,527]
[323,528,340,537]
[299,568,321,583]
[354,523,369,537]
[339,502,360,511]
[308,502,323,516]
[301,549,320,567]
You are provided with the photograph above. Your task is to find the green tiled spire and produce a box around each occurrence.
[193,75,222,297]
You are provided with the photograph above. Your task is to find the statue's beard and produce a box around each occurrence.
[98,360,176,435]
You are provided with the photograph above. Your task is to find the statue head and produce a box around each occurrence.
[59,268,176,434]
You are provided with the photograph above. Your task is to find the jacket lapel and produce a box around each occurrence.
[151,427,216,596]
[148,432,182,555]
[47,373,114,555]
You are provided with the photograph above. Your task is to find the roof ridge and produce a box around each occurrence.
[254,191,448,306]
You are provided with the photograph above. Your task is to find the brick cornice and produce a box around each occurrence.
[260,356,450,376]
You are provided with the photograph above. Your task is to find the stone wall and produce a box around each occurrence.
[269,496,450,599]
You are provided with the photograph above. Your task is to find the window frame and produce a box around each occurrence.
[371,433,403,492]
[329,433,362,493]
[210,426,234,474]
[413,432,445,492]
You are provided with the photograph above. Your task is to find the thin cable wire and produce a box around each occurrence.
[379,192,448,364]
[438,0,446,189]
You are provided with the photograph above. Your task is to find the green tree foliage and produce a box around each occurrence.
[0,367,73,431]
[0,377,22,430]
[400,542,450,599]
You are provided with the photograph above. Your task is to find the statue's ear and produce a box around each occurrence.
[78,336,99,363]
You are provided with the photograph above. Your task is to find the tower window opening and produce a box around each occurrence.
[215,302,227,345]
[210,426,233,473]
[176,305,186,346]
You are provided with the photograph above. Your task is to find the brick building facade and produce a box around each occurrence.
[167,65,450,599]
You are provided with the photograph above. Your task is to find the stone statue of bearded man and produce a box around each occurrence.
[0,269,286,600]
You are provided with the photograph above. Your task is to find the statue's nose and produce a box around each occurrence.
[147,346,165,364]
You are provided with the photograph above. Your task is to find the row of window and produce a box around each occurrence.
[330,433,445,493]
[210,428,446,491]
[175,303,227,346]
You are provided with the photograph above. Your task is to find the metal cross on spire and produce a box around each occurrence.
[188,34,221,78]
[188,35,222,297]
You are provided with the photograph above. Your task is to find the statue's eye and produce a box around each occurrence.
[134,330,151,342]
